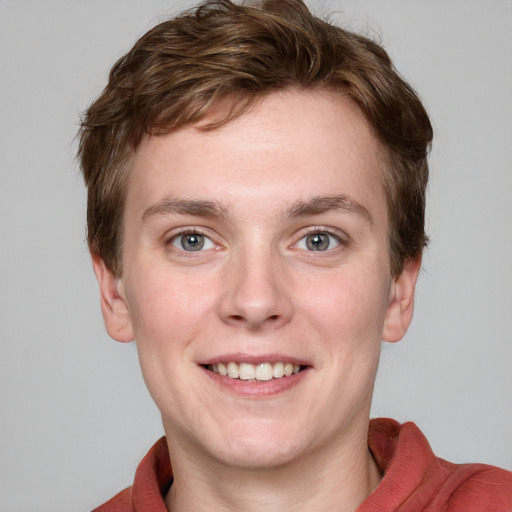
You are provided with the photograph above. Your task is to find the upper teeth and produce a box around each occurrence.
[210,362,301,381]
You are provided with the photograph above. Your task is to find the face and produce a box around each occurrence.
[94,90,419,470]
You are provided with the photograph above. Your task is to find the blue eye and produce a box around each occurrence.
[171,232,214,251]
[297,232,341,251]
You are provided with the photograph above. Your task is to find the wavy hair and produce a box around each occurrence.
[78,0,432,276]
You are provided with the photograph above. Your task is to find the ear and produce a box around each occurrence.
[382,256,421,343]
[91,252,134,343]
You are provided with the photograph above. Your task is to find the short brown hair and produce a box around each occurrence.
[78,0,432,277]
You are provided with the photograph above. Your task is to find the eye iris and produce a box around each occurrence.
[306,233,329,251]
[181,233,204,251]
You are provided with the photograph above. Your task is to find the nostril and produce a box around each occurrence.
[227,313,280,324]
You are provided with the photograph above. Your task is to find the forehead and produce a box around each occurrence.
[125,89,385,223]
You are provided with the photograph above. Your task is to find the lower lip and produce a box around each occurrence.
[201,366,309,397]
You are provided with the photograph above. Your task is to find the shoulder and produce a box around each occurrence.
[363,419,512,511]
[443,463,512,511]
[91,487,133,512]
[90,437,171,512]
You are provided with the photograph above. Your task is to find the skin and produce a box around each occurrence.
[93,89,420,512]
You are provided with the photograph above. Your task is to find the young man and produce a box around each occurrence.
[78,1,512,510]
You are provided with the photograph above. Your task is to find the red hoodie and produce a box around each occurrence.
[93,418,512,512]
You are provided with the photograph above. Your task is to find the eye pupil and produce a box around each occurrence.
[181,233,204,251]
[306,233,329,251]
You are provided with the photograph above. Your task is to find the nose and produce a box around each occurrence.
[218,246,293,330]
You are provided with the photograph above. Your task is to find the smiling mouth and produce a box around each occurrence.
[204,362,305,381]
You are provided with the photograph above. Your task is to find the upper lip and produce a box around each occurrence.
[199,353,311,366]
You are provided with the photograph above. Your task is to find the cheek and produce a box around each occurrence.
[123,268,219,413]
[125,267,216,348]
[298,267,390,344]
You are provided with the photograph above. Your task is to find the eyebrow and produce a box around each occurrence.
[285,195,373,224]
[142,194,372,225]
[142,198,229,222]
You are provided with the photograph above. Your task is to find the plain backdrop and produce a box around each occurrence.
[1,1,511,510]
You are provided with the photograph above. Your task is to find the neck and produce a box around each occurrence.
[164,423,381,512]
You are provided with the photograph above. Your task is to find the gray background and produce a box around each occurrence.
[1,1,511,510]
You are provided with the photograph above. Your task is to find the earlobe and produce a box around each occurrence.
[91,252,134,343]
[382,256,421,343]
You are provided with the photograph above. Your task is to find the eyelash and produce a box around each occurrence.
[165,229,217,255]
[165,226,348,256]
[293,227,349,253]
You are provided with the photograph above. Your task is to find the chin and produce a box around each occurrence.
[216,441,304,470]
[205,419,319,470]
